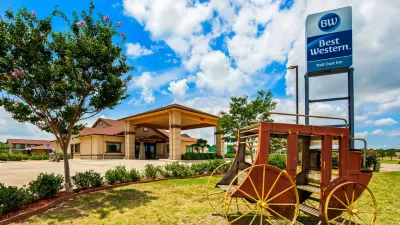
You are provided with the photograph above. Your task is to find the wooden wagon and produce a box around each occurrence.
[206,113,377,224]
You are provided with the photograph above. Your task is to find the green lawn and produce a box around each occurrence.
[380,160,399,165]
[14,172,400,225]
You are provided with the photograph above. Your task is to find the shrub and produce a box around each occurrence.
[332,152,339,169]
[56,152,72,159]
[190,162,209,175]
[164,162,194,178]
[28,173,63,199]
[181,152,220,160]
[30,154,49,160]
[0,183,31,216]
[72,170,103,190]
[3,153,26,161]
[224,153,236,158]
[143,164,158,179]
[0,153,8,161]
[104,165,130,184]
[205,159,227,173]
[269,154,286,169]
[128,168,141,182]
[364,150,378,168]
[72,172,90,190]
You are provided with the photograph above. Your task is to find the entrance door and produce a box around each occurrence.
[145,143,156,159]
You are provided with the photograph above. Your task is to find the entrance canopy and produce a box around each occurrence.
[120,103,219,130]
[120,104,223,160]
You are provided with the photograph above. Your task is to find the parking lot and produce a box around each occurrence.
[0,159,170,187]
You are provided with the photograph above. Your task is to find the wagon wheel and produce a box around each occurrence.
[324,182,377,225]
[224,164,299,224]
[206,161,233,215]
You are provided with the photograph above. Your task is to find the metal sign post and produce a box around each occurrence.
[305,7,354,148]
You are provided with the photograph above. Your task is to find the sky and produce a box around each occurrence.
[1,0,400,149]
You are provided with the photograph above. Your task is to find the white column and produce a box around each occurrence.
[125,121,135,159]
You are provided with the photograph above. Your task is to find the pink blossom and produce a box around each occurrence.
[12,69,24,77]
[37,124,43,129]
[104,15,110,21]
[31,10,36,17]
[14,99,20,104]
[123,80,127,84]
[120,32,126,38]
[62,79,67,84]
[90,38,93,42]
[116,22,121,27]
[77,21,85,27]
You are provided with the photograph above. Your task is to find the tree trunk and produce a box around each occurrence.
[62,144,73,193]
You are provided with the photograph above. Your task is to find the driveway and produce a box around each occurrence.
[0,159,169,187]
[380,163,400,172]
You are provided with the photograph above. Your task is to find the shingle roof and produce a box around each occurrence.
[119,103,219,121]
[6,139,53,145]
[78,118,196,142]
[30,142,56,150]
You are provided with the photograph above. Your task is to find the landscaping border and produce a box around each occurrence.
[0,174,209,225]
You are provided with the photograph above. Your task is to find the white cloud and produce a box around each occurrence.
[387,129,400,137]
[0,107,54,142]
[355,131,368,139]
[372,129,384,135]
[168,79,189,100]
[373,118,398,126]
[355,115,368,122]
[126,43,153,58]
[364,120,373,125]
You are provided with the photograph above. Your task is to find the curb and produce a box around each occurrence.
[0,174,209,225]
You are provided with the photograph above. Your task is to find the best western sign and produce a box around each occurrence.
[306,7,352,72]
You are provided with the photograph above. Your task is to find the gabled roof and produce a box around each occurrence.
[119,103,219,121]
[78,118,196,142]
[30,142,56,150]
[6,139,53,145]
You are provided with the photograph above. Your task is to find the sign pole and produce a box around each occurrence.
[305,73,310,125]
[348,68,355,148]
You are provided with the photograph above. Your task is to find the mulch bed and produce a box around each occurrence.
[0,174,209,225]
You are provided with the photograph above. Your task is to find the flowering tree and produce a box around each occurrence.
[0,3,132,192]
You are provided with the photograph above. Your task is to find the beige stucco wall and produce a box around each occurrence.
[181,141,195,154]
[78,135,125,159]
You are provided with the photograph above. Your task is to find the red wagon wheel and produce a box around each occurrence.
[224,164,299,224]
[324,182,377,225]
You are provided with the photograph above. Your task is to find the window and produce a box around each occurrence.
[107,142,121,153]
[15,144,25,149]
[186,146,193,153]
[74,144,80,153]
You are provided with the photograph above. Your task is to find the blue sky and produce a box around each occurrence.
[1,0,400,149]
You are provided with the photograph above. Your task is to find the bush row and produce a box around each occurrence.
[0,159,228,216]
[181,152,222,160]
[0,152,73,162]
[0,173,63,216]
[224,153,236,158]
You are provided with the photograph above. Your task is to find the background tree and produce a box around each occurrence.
[0,3,132,192]
[387,150,396,161]
[191,138,210,153]
[218,90,285,153]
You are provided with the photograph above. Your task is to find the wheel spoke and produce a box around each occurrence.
[249,207,259,225]
[266,184,295,203]
[348,214,352,225]
[328,207,347,211]
[344,188,351,206]
[241,198,253,211]
[248,171,262,200]
[351,183,356,205]
[354,213,369,225]
[264,209,276,225]
[229,205,258,224]
[339,213,349,225]
[215,199,223,208]
[208,191,224,197]
[332,194,349,208]
[264,171,283,202]
[226,197,233,214]
[262,165,266,200]
[231,185,259,202]
[329,212,348,223]
[268,203,297,206]
[267,207,292,223]
[259,207,263,225]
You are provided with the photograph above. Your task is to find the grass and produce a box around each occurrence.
[380,160,399,165]
[14,172,400,225]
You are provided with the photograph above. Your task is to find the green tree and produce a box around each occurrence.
[218,90,285,152]
[191,138,210,153]
[0,3,132,192]
[387,150,396,161]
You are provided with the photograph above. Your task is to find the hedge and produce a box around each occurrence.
[181,152,222,160]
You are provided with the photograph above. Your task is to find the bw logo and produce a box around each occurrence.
[318,13,341,32]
